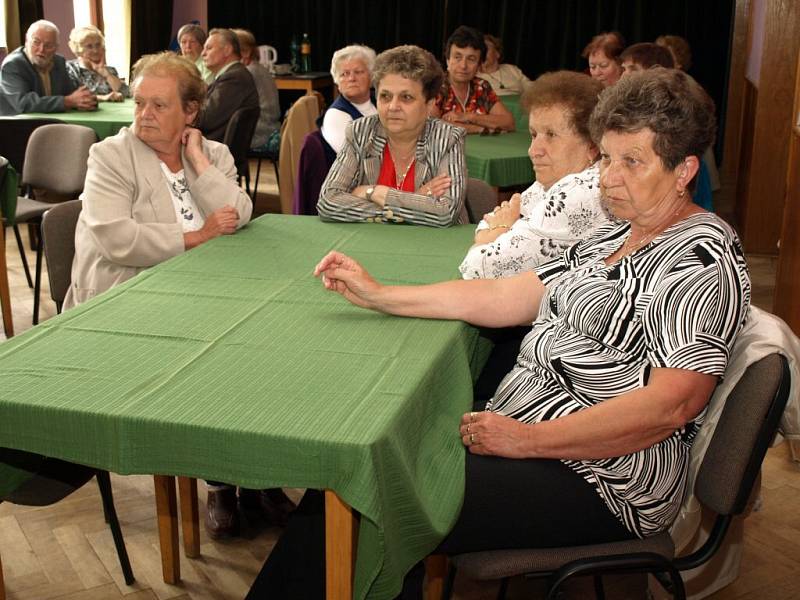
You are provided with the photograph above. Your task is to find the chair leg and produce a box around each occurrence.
[252,157,263,202]
[593,575,605,600]
[496,577,509,600]
[95,470,135,585]
[273,159,279,185]
[0,548,6,600]
[12,225,33,288]
[32,225,43,325]
[441,562,456,600]
[0,226,14,338]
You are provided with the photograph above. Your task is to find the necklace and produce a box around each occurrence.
[622,204,688,255]
[388,145,415,190]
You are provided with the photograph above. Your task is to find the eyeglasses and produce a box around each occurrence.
[29,37,57,51]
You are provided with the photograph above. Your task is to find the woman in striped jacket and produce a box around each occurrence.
[317,45,467,228]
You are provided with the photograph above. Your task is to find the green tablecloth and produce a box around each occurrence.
[0,215,490,599]
[465,130,534,188]
[16,99,134,140]
[500,94,529,131]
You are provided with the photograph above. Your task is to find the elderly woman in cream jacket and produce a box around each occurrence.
[64,51,251,309]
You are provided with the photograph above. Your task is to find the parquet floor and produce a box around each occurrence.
[1,173,798,599]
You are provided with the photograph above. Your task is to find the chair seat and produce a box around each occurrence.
[15,196,56,223]
[450,532,675,580]
[248,146,279,160]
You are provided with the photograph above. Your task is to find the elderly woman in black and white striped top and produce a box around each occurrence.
[316,45,466,227]
[308,68,749,591]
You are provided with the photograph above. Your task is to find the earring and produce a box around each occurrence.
[678,189,686,198]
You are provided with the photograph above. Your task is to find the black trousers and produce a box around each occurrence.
[246,454,634,599]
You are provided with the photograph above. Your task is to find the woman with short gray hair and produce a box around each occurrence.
[321,44,378,153]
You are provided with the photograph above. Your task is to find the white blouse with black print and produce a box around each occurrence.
[459,163,613,279]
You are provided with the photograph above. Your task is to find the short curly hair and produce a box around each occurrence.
[582,31,625,61]
[131,51,207,114]
[68,25,104,56]
[656,35,692,71]
[521,71,603,146]
[372,45,444,101]
[589,69,716,170]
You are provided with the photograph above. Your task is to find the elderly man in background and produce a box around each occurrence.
[196,28,258,143]
[430,25,514,134]
[0,19,96,115]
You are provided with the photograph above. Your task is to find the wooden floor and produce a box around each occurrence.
[1,174,798,599]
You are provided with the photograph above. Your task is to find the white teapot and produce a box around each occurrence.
[257,45,278,74]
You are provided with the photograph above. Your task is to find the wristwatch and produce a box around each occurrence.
[365,186,375,202]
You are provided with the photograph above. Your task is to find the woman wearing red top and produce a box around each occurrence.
[317,45,467,227]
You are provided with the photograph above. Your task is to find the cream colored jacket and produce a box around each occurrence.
[63,127,252,309]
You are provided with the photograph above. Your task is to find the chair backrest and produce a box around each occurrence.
[22,124,97,196]
[223,106,261,179]
[292,129,334,216]
[0,117,61,174]
[278,94,321,214]
[41,199,82,306]
[465,178,498,224]
[696,354,791,517]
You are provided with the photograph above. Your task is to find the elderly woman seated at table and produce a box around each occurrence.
[63,51,251,309]
[317,44,466,227]
[460,71,613,280]
[476,34,531,96]
[583,31,625,87]
[177,23,213,83]
[66,25,129,101]
[321,44,377,154]
[273,68,750,598]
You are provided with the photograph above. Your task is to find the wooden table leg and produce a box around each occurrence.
[325,490,357,600]
[424,554,448,600]
[153,475,180,584]
[177,476,200,558]
[0,225,14,338]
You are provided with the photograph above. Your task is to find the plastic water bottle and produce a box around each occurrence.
[300,33,311,73]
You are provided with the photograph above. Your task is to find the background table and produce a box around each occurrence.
[0,215,489,599]
[500,94,529,132]
[16,99,134,140]
[465,130,534,188]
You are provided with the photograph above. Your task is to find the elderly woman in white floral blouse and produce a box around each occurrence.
[460,71,613,280]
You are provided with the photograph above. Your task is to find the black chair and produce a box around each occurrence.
[0,156,14,337]
[442,354,791,600]
[247,143,279,203]
[0,449,135,590]
[222,106,261,201]
[12,124,96,325]
[41,199,82,314]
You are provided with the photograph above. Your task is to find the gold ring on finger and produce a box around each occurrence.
[469,433,475,445]
[466,422,471,434]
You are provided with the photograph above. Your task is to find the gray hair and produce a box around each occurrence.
[371,45,444,101]
[26,19,60,43]
[330,45,376,85]
[177,23,206,47]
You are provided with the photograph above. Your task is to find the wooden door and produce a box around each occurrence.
[773,47,800,334]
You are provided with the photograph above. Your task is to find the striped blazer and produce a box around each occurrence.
[317,115,467,227]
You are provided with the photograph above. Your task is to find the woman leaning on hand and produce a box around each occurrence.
[316,44,466,227]
[64,51,251,309]
[66,25,129,101]
[297,68,751,597]
[460,71,613,280]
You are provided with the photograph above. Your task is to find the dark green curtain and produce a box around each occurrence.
[130,0,173,66]
[207,0,734,153]
[17,0,43,43]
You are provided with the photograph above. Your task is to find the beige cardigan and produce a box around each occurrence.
[64,127,252,309]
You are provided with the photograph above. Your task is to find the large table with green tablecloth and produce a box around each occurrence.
[465,130,534,188]
[15,98,134,139]
[0,214,489,599]
[500,94,528,131]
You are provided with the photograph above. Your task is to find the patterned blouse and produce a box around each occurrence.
[488,213,751,537]
[460,164,613,279]
[66,60,129,97]
[434,76,499,116]
[159,163,204,232]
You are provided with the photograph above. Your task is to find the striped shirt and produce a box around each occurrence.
[487,213,751,537]
[317,115,466,227]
